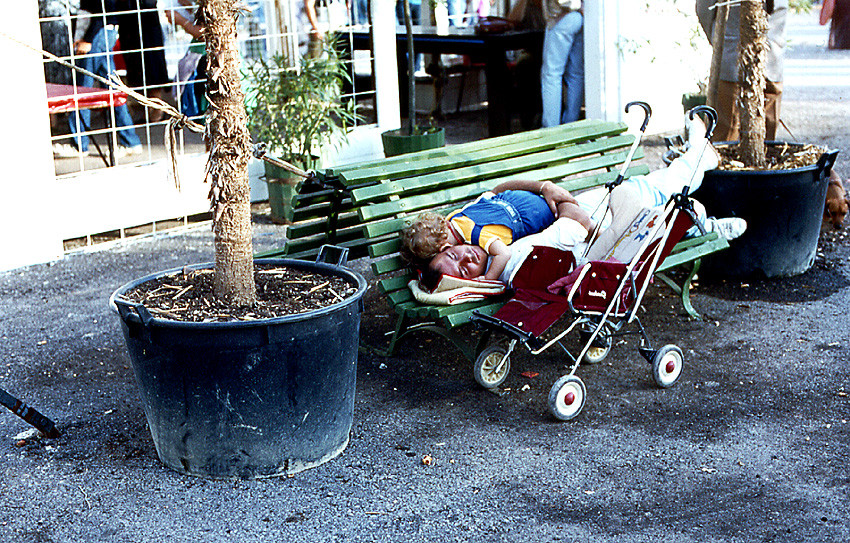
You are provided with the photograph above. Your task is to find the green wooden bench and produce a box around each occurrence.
[257,119,729,360]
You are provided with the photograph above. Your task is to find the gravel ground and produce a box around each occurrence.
[1,10,849,543]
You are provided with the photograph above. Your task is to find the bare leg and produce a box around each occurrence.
[584,184,644,261]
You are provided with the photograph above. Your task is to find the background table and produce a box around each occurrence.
[46,83,129,166]
[346,26,544,137]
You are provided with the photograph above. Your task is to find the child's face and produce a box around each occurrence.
[440,223,458,251]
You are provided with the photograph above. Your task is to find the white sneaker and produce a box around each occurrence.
[704,217,747,241]
[114,145,144,159]
[52,142,85,158]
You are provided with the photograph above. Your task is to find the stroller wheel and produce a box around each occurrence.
[652,345,684,388]
[548,375,586,421]
[583,334,612,365]
[474,345,511,389]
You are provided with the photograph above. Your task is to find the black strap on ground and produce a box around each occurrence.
[0,386,60,438]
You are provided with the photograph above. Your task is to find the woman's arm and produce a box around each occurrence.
[491,179,578,216]
[304,0,321,36]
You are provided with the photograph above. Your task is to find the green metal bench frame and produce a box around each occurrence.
[257,120,729,360]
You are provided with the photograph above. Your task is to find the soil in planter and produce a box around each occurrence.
[120,264,358,322]
[716,142,826,171]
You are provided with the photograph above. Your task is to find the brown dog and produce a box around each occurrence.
[825,169,849,227]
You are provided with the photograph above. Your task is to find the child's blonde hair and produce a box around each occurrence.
[400,211,449,263]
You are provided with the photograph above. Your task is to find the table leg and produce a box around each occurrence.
[104,109,115,166]
[79,114,111,168]
[484,48,510,137]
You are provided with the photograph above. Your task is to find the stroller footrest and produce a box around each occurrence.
[470,311,536,343]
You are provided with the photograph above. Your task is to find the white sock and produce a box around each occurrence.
[684,113,708,148]
[704,217,747,241]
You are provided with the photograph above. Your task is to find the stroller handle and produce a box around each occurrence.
[625,101,652,132]
[687,105,717,140]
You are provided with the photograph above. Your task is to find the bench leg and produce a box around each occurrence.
[655,258,702,320]
[358,312,410,358]
[361,312,490,363]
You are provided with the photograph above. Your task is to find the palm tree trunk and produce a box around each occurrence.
[202,0,257,306]
[738,0,768,167]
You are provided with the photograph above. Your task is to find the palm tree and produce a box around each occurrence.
[737,1,769,168]
[705,0,770,169]
[200,0,256,306]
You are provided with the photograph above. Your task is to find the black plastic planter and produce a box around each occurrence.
[693,146,838,278]
[110,255,367,479]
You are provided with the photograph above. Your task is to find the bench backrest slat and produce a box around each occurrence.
[349,134,636,205]
[332,119,626,185]
[357,148,642,223]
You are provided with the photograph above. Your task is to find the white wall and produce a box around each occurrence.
[55,156,211,240]
[0,4,64,272]
[586,0,711,135]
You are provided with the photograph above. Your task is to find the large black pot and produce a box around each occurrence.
[110,252,367,479]
[692,145,838,278]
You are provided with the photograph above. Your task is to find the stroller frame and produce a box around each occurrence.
[470,186,706,421]
[469,104,718,420]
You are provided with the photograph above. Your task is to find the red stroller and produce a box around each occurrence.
[469,105,717,421]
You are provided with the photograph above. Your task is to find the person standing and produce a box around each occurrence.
[395,0,424,74]
[54,0,143,159]
[540,0,583,127]
[821,0,850,50]
[113,0,170,120]
[696,0,788,142]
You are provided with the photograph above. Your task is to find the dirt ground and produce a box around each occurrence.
[1,187,848,543]
[1,11,849,543]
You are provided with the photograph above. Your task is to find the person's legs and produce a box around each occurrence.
[397,2,424,72]
[447,0,466,26]
[98,28,142,149]
[765,79,783,140]
[626,115,720,206]
[560,15,584,124]
[354,0,368,25]
[713,79,739,142]
[541,12,582,127]
[67,52,96,152]
[584,184,644,261]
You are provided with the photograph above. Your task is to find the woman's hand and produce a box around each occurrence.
[74,40,92,55]
[540,180,577,217]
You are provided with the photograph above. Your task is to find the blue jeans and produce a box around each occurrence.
[541,11,584,127]
[447,0,467,26]
[69,27,141,152]
[396,1,424,72]
[352,0,368,25]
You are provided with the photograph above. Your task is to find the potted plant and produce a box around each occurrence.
[381,0,446,157]
[693,0,837,278]
[681,79,707,112]
[243,36,358,223]
[109,0,368,479]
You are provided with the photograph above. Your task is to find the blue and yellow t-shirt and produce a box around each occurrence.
[447,190,556,252]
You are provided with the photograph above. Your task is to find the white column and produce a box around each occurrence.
[371,0,401,131]
[0,3,63,271]
[583,0,622,123]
